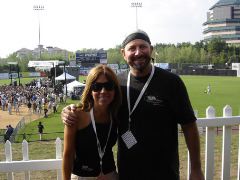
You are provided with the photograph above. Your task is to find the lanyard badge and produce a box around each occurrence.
[121,64,155,149]
[121,130,137,149]
[90,108,112,174]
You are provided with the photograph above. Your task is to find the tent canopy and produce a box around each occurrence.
[67,80,85,92]
[55,72,76,81]
[28,60,64,67]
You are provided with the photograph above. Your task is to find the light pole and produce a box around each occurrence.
[17,64,21,85]
[64,63,67,97]
[7,62,19,85]
[33,5,44,60]
[9,63,12,85]
[59,61,67,96]
[131,2,142,29]
[47,62,56,88]
[51,62,56,88]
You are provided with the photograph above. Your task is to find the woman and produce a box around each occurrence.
[62,65,122,180]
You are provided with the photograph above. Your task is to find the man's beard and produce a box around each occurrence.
[130,54,152,72]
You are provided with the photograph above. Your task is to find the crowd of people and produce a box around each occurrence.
[0,78,67,142]
[0,78,67,116]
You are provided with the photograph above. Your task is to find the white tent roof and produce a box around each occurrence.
[55,72,76,81]
[28,60,64,67]
[67,80,85,92]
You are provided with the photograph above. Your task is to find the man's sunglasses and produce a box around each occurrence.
[91,81,115,92]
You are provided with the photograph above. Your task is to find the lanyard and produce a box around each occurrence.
[90,108,112,173]
[127,64,155,129]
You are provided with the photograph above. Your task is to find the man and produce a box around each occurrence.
[62,30,204,180]
[5,125,14,142]
[37,121,44,141]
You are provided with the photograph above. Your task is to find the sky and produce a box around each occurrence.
[0,0,217,58]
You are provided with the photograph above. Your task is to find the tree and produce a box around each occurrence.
[107,45,124,64]
[206,38,228,64]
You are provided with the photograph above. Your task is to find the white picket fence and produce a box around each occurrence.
[194,105,240,180]
[0,105,240,180]
[0,138,63,180]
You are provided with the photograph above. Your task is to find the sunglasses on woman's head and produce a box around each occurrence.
[91,81,115,92]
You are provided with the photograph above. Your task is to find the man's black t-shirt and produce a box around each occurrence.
[117,67,196,180]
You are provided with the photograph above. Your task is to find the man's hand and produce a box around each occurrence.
[61,104,78,126]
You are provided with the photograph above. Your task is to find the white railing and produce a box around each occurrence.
[9,117,25,142]
[0,138,62,180]
[0,105,240,180]
[190,105,240,180]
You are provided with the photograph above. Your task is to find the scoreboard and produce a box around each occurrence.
[76,51,107,64]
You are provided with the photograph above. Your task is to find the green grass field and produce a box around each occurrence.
[182,75,240,117]
[0,77,34,86]
[7,73,239,118]
[1,75,240,142]
[14,99,77,142]
[0,75,87,86]
[0,75,240,179]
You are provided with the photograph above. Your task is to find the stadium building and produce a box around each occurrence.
[203,0,240,44]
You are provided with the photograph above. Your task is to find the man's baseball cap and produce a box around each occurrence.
[122,29,151,48]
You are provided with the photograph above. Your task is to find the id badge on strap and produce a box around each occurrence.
[122,64,155,149]
[121,130,137,149]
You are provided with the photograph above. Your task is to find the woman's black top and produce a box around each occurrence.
[72,120,117,177]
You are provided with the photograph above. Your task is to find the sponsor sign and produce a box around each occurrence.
[154,63,169,69]
[0,73,9,80]
[107,64,119,70]
[9,73,19,79]
[232,63,240,77]
[232,63,240,70]
[29,72,41,77]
